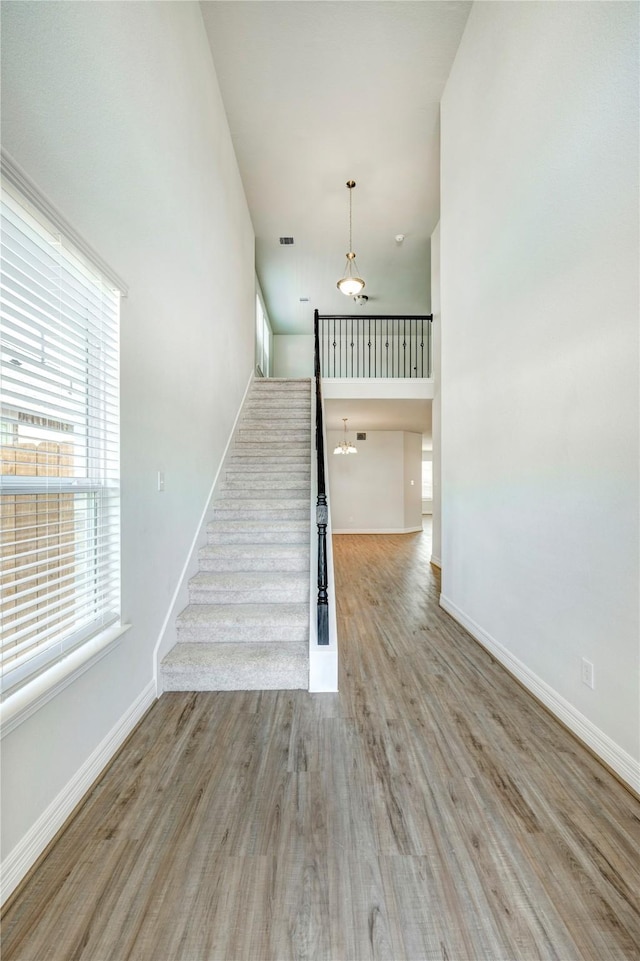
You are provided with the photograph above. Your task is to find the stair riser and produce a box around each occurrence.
[242,408,310,418]
[241,413,309,421]
[250,388,309,394]
[213,510,308,522]
[163,676,307,691]
[199,556,309,573]
[208,519,309,531]
[222,470,311,484]
[224,474,310,486]
[218,488,309,500]
[237,438,310,448]
[233,438,309,446]
[236,426,309,432]
[229,450,310,457]
[231,448,310,457]
[176,602,308,640]
[241,422,309,431]
[208,530,308,545]
[177,622,308,643]
[251,377,311,386]
[162,663,308,691]
[189,584,308,604]
[244,400,310,409]
[247,387,309,394]
[249,402,309,407]
[201,544,309,556]
[234,440,311,448]
[245,396,310,403]
[215,497,307,507]
[238,419,311,434]
[225,461,310,472]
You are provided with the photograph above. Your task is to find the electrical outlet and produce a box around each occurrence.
[581,658,594,689]
[157,471,165,492]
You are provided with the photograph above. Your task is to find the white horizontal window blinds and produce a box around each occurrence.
[0,187,121,697]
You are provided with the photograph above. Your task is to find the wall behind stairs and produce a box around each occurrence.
[273,335,314,378]
[440,2,639,785]
[328,430,423,533]
[1,3,254,875]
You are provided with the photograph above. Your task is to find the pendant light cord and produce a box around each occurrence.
[346,180,356,254]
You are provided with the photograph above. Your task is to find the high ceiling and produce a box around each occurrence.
[201,1,471,334]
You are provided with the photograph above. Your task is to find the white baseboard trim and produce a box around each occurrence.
[0,680,156,906]
[430,555,442,568]
[332,527,423,535]
[439,594,640,794]
[153,368,255,695]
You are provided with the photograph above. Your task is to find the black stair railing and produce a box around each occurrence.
[314,310,329,646]
[316,314,433,378]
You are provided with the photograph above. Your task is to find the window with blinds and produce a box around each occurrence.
[1,185,121,698]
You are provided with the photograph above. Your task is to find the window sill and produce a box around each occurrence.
[0,623,131,739]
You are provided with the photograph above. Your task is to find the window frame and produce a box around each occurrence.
[1,153,128,725]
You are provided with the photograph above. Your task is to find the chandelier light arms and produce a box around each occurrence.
[333,417,358,455]
[337,180,365,296]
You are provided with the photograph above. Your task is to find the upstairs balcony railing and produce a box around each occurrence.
[316,311,433,378]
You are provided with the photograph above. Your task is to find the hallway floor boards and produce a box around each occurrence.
[3,532,639,960]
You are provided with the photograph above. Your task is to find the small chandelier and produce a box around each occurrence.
[334,418,358,455]
[336,180,365,296]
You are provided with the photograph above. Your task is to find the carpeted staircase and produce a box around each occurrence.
[161,378,311,691]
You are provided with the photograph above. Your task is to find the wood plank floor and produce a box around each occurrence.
[3,529,640,960]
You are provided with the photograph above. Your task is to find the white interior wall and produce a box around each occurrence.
[440,1,639,786]
[328,430,422,534]
[421,449,433,516]
[430,222,441,562]
[0,1,255,878]
[404,433,423,529]
[273,334,314,378]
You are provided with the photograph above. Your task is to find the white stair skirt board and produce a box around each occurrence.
[161,378,313,693]
[0,680,156,907]
[439,594,640,795]
[430,555,442,569]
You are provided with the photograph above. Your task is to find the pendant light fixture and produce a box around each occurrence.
[336,180,365,296]
[334,418,358,455]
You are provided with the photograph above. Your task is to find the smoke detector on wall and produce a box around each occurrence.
[353,294,368,306]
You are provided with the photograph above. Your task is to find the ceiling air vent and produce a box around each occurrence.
[279,237,294,245]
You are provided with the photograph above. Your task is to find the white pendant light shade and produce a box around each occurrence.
[337,181,365,296]
[337,277,365,296]
[337,252,365,296]
[334,418,358,455]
